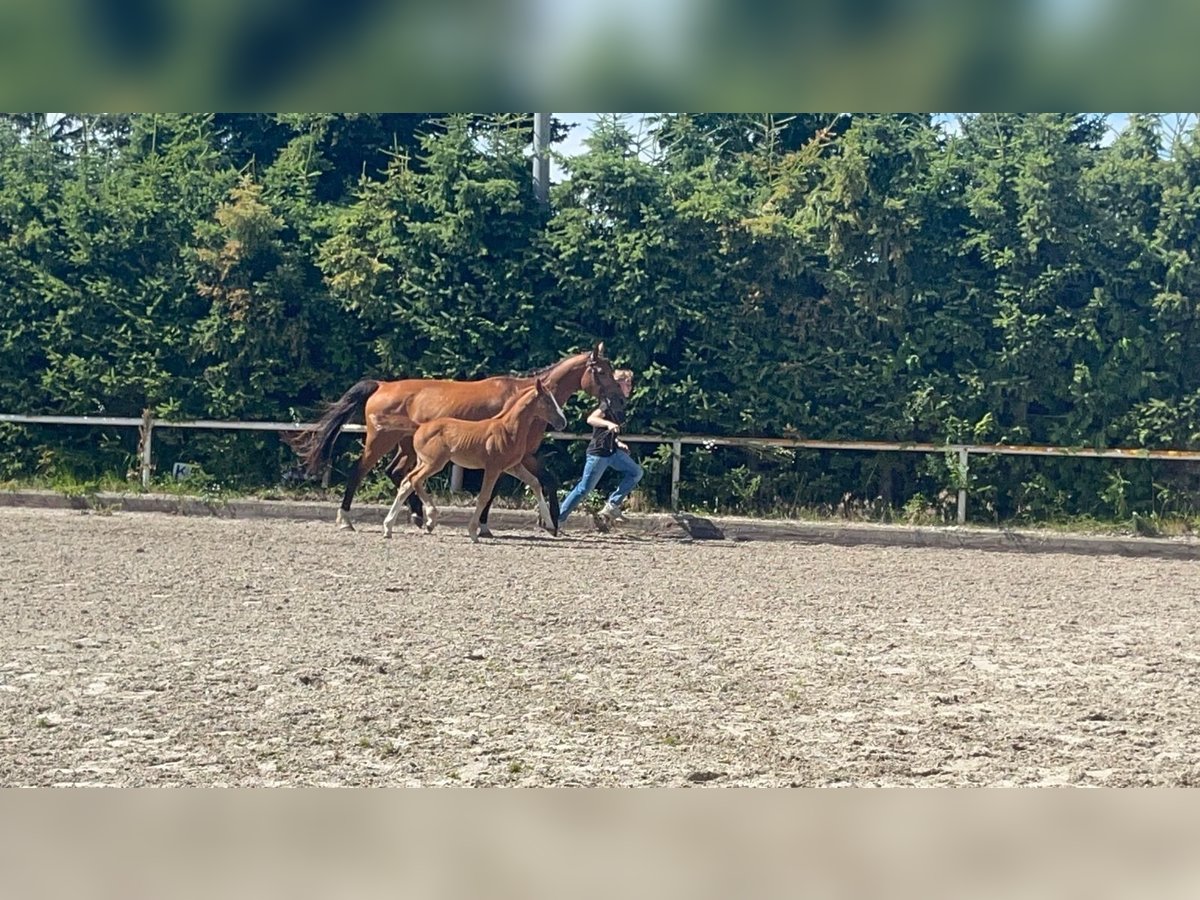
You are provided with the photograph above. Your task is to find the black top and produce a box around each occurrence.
[586,394,627,456]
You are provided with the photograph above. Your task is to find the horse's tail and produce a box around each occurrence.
[288,379,380,476]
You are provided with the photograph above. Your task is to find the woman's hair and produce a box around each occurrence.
[614,368,634,382]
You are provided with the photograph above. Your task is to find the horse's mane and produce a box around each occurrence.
[514,351,586,379]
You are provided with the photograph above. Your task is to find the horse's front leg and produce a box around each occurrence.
[538,459,560,530]
[508,462,556,536]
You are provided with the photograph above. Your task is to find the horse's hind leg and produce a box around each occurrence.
[339,427,400,531]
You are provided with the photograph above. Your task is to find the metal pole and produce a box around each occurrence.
[957,448,969,525]
[532,113,550,206]
[671,440,682,511]
[139,411,154,488]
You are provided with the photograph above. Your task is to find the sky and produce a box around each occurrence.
[546,113,1174,182]
[550,113,650,181]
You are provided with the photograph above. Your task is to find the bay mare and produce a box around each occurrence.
[383,378,567,541]
[290,345,618,534]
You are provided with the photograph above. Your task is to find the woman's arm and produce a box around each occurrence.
[586,408,620,432]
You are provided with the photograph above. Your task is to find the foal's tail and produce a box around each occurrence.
[288,379,380,476]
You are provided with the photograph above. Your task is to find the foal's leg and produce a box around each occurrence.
[494,453,559,530]
[384,456,449,537]
[477,453,555,535]
[469,469,503,543]
[469,465,495,539]
[522,453,561,530]
[411,479,438,533]
[460,472,494,542]
[385,434,427,527]
[382,473,418,538]
[508,462,556,536]
[339,427,401,531]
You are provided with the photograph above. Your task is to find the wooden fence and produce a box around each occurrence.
[5,413,1200,523]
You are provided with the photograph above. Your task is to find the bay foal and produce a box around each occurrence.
[382,378,567,542]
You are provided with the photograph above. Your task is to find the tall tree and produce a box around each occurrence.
[319,114,549,379]
[38,114,233,417]
[1124,118,1200,447]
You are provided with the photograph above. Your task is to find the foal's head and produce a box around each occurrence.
[530,377,568,430]
[580,342,620,400]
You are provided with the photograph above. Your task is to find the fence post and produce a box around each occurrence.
[139,409,154,488]
[957,447,969,525]
[450,464,464,492]
[671,440,682,511]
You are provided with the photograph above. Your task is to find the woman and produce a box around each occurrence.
[558,368,643,526]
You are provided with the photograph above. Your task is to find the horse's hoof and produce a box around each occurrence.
[409,513,424,527]
[478,526,493,539]
[338,522,355,532]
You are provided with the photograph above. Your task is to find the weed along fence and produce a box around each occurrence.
[6,412,1200,523]
[623,435,1200,522]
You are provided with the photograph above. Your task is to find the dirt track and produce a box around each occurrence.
[4,506,1200,786]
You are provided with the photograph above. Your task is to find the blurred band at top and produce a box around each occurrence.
[0,0,1195,108]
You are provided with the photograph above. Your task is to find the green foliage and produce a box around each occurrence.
[319,114,552,378]
[6,112,1200,523]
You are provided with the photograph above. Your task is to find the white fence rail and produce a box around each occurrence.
[5,412,1200,523]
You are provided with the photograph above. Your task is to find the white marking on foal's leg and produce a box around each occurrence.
[535,494,553,532]
[509,463,555,535]
[336,508,355,531]
[382,481,414,538]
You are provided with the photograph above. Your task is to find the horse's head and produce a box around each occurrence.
[580,341,620,399]
[533,377,568,430]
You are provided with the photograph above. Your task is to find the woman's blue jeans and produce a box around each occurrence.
[559,450,644,523]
